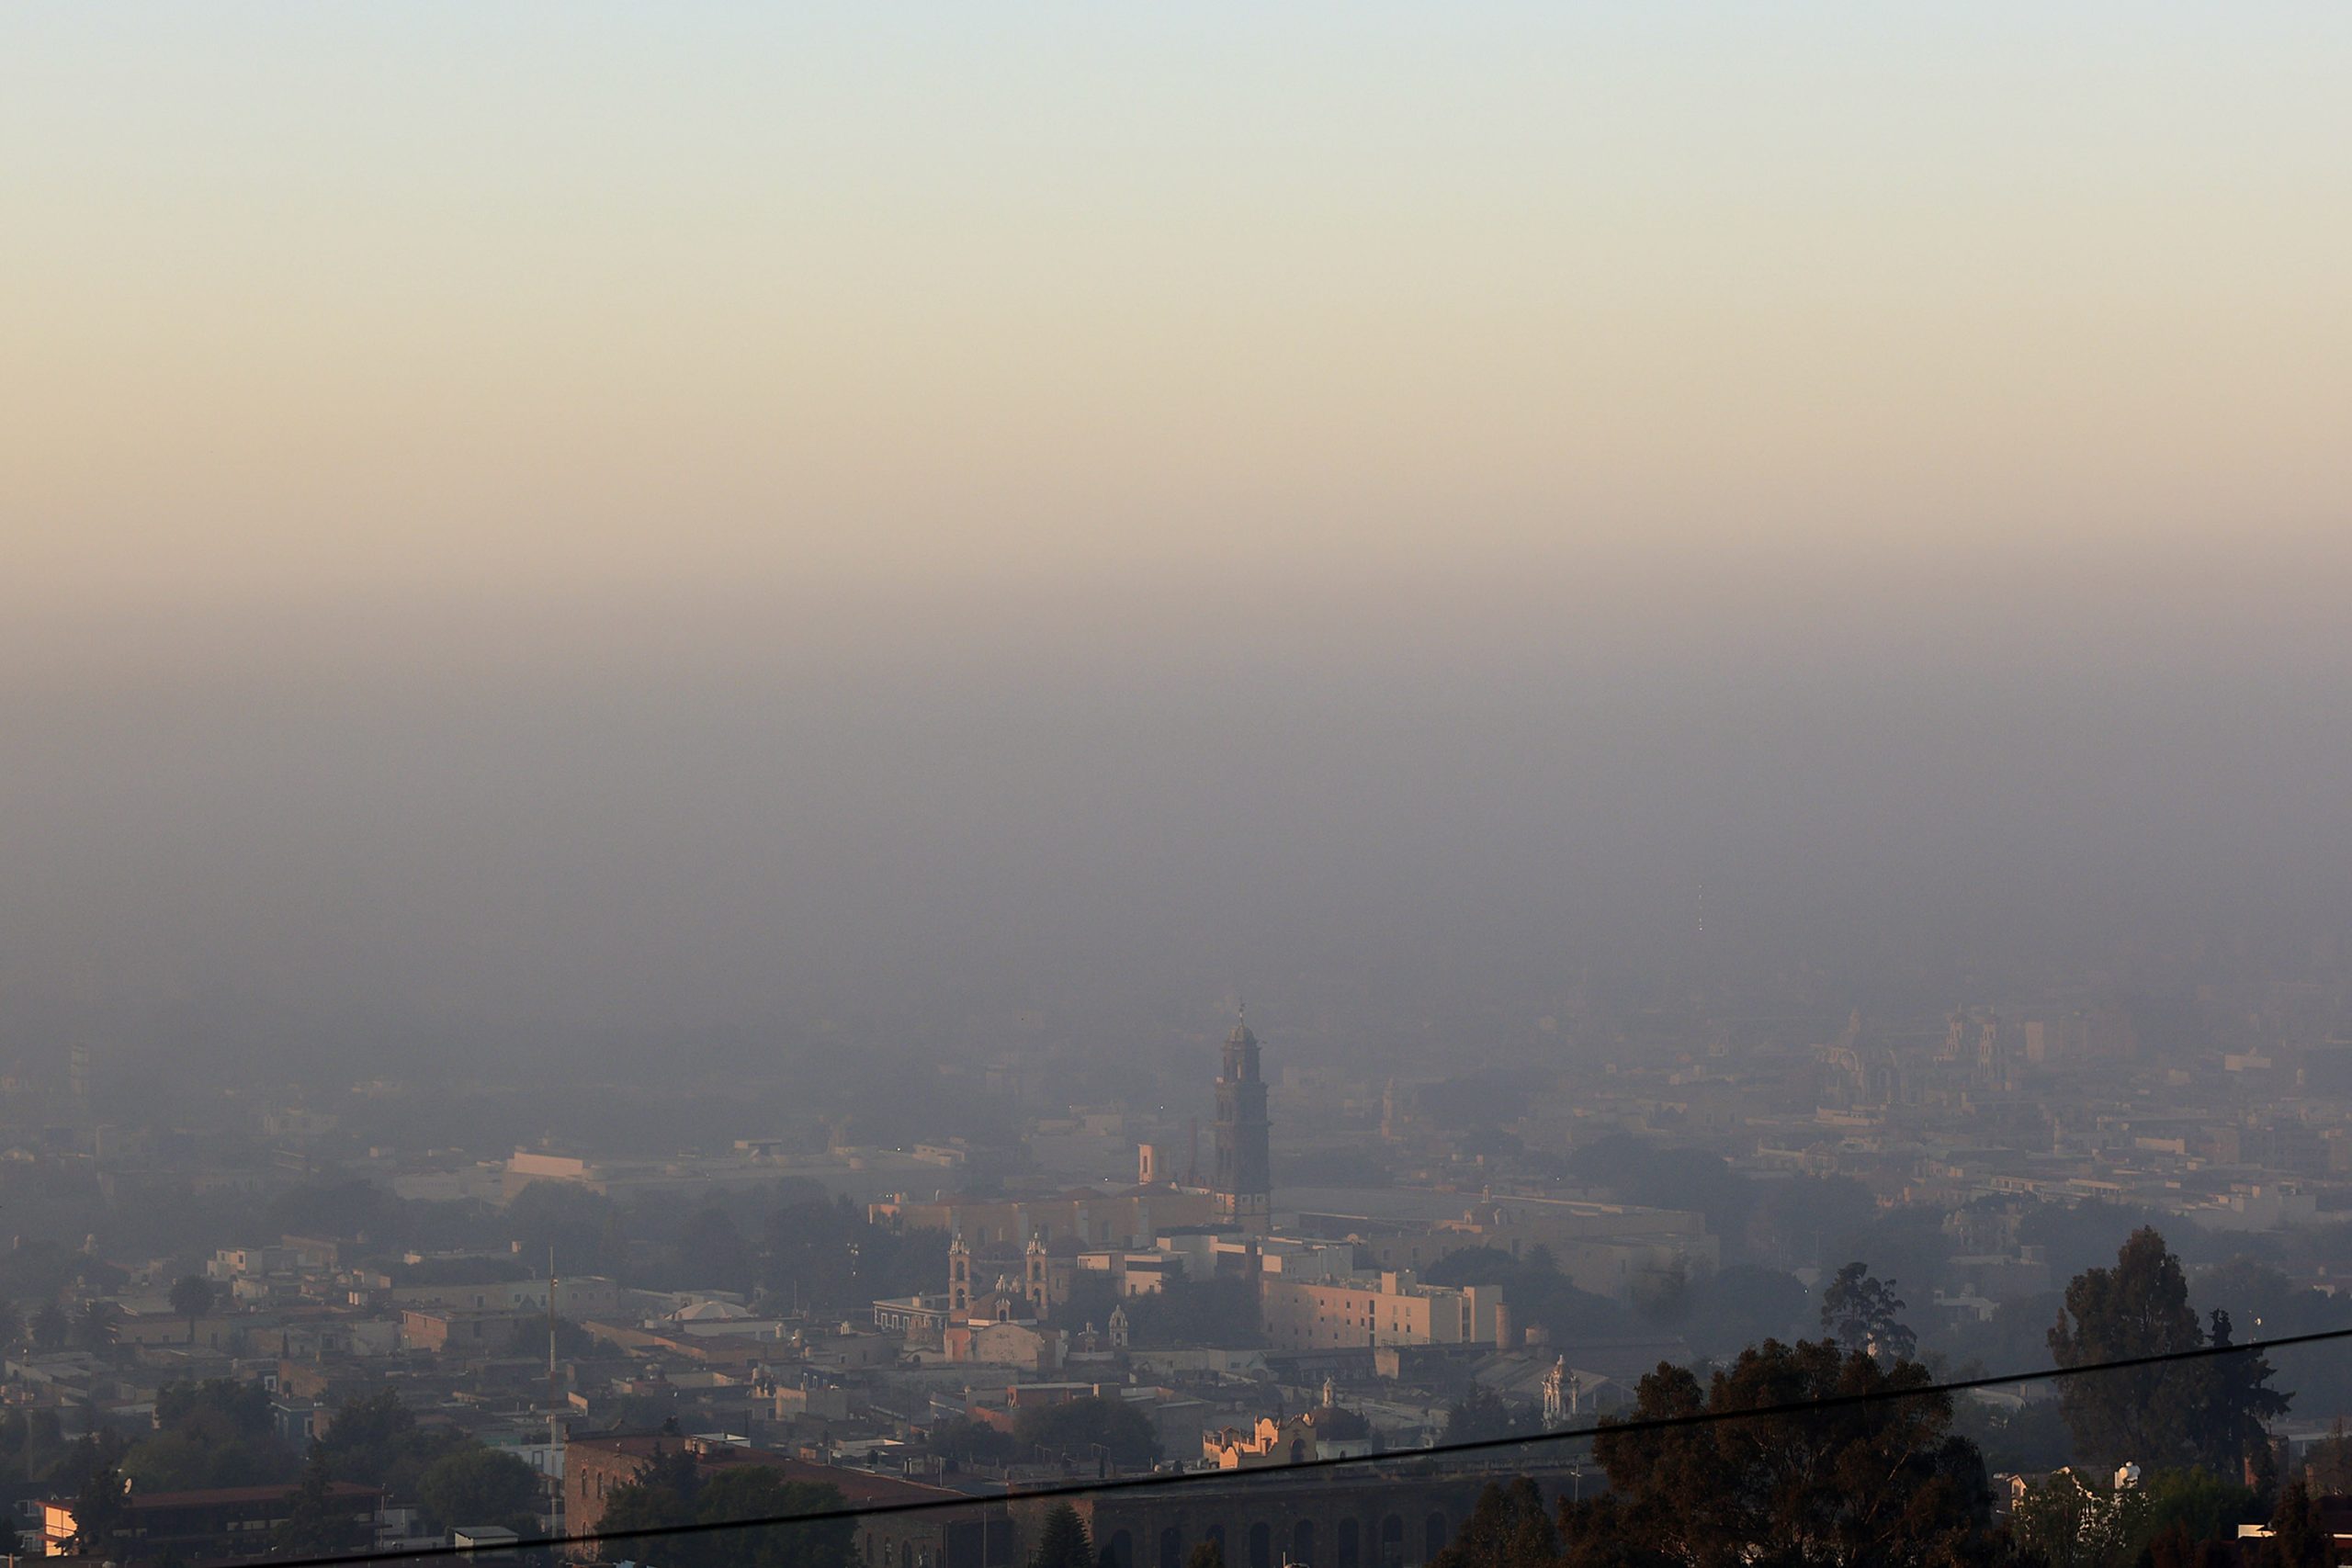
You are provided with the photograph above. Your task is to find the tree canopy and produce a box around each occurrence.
[596,1450,854,1568]
[1818,1262,1917,1361]
[1565,1338,1996,1568]
[1028,1504,1094,1568]
[1012,1396,1159,1468]
[2048,1226,2288,1474]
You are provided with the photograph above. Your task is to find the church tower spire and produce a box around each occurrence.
[1212,1009,1272,1235]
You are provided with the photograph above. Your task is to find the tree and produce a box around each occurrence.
[277,1441,368,1556]
[1424,1247,1633,1344]
[1631,1258,1690,1325]
[168,1274,215,1343]
[689,1470,853,1568]
[925,1417,1016,1467]
[595,1446,701,1558]
[29,1301,69,1351]
[1029,1504,1093,1568]
[1442,1385,1527,1445]
[2260,1476,2331,1568]
[125,1380,295,1492]
[1184,1540,1226,1568]
[1012,1397,1159,1469]
[2305,1416,2352,1497]
[673,1207,752,1294]
[1818,1262,1917,1362]
[418,1447,540,1536]
[1116,1276,1264,1348]
[64,1442,129,1557]
[1430,1479,1558,1568]
[2199,1308,2290,1485]
[2136,1467,2259,1558]
[2049,1228,2289,1472]
[72,1301,117,1353]
[1573,1339,1997,1567]
[2008,1469,2144,1568]
[319,1388,473,1501]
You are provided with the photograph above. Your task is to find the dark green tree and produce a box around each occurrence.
[1430,1479,1559,1568]
[125,1380,295,1491]
[2048,1227,2211,1469]
[2305,1416,2352,1496]
[1184,1540,1226,1568]
[1442,1384,1526,1445]
[167,1275,215,1343]
[1029,1504,1093,1568]
[595,1446,701,1558]
[29,1301,69,1351]
[319,1388,473,1500]
[1012,1397,1159,1469]
[2049,1229,2290,1472]
[64,1442,129,1557]
[689,1470,853,1568]
[277,1441,368,1556]
[72,1301,117,1353]
[2134,1467,2258,1560]
[1576,1339,1996,1567]
[1818,1262,1917,1362]
[924,1416,1016,1467]
[2260,1476,2330,1568]
[417,1446,540,1536]
[2198,1308,2290,1485]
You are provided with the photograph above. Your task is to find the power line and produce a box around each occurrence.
[259,1323,2352,1568]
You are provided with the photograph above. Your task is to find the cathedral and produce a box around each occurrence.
[1212,1012,1272,1235]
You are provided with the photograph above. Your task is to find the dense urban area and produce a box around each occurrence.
[9,939,2352,1568]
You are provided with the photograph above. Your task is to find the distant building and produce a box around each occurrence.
[1259,1270,1506,1351]
[1213,1016,1272,1235]
[1202,1409,1374,1470]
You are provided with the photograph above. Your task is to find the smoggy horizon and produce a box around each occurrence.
[5,5,2348,1092]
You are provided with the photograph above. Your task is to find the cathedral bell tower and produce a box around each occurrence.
[948,1234,972,1314]
[1212,1011,1272,1235]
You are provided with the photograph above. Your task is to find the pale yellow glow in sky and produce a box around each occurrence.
[5,5,2348,619]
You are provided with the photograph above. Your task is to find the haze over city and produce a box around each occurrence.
[9,6,2349,1091]
[4,9,2352,1567]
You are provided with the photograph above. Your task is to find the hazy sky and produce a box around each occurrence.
[4,6,2348,1080]
[7,5,2347,608]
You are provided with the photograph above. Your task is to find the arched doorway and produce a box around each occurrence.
[1249,1523,1272,1568]
[1337,1518,1360,1568]
[1160,1528,1182,1568]
[1108,1532,1132,1568]
[1379,1516,1404,1568]
[1292,1521,1315,1566]
[1423,1516,1447,1561]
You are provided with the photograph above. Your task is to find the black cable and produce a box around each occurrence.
[252,1323,2352,1568]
